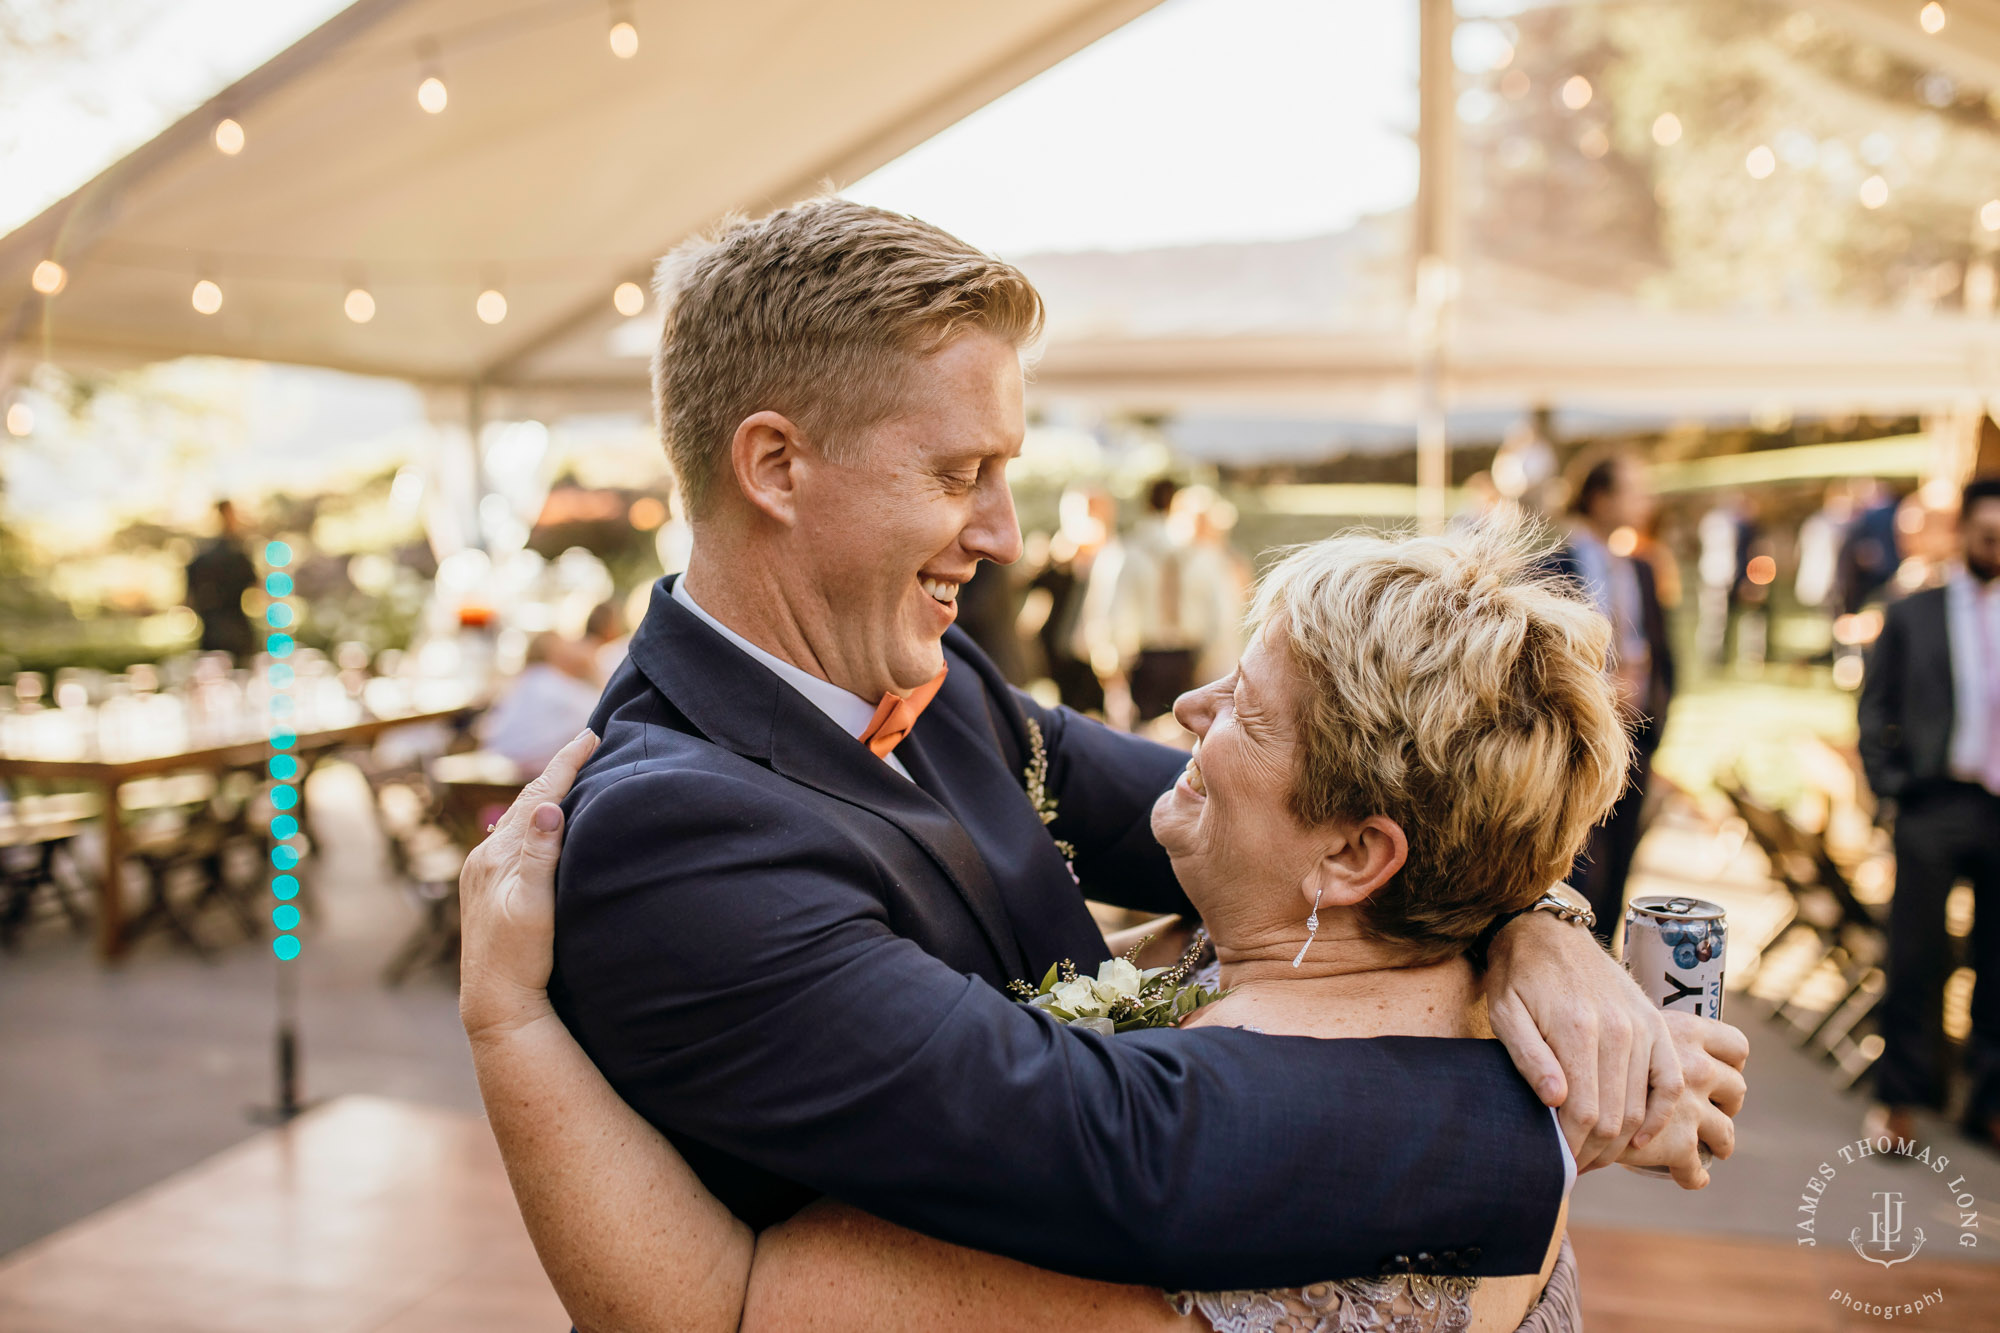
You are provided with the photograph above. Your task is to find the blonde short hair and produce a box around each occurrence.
[1253,525,1630,964]
[653,197,1044,515]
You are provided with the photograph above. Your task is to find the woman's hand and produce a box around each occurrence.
[459,729,597,1043]
[1613,1010,1749,1188]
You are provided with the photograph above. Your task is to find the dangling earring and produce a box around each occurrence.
[1292,887,1323,968]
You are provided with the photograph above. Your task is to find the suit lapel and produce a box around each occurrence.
[626,579,1029,979]
[766,690,1029,980]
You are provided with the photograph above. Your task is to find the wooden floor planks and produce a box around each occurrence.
[2,1095,1994,1331]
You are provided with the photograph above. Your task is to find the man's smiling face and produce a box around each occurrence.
[790,331,1026,698]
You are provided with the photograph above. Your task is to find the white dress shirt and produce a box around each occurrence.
[1945,566,2000,793]
[672,578,912,780]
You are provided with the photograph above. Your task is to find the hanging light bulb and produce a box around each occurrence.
[476,289,508,324]
[30,259,66,295]
[609,19,639,58]
[344,288,376,323]
[418,75,448,113]
[1920,3,1946,34]
[613,281,645,316]
[213,117,246,155]
[5,402,32,437]
[192,278,223,314]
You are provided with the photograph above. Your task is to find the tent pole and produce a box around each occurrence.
[467,380,488,550]
[1413,0,1457,533]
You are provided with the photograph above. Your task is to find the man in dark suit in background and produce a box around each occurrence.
[183,499,258,664]
[1551,450,1677,946]
[1860,475,2000,1147]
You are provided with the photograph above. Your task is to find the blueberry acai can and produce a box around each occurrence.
[1622,894,1727,1021]
[1621,894,1727,1179]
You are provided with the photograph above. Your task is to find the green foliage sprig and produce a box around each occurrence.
[1008,930,1219,1033]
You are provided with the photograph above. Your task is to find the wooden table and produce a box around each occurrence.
[0,707,475,961]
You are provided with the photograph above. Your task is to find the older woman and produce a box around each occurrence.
[460,527,1747,1333]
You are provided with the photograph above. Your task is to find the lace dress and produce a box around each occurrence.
[1167,1233,1582,1333]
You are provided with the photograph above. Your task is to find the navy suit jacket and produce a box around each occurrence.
[1548,543,1676,753]
[1858,586,1954,801]
[550,577,1564,1290]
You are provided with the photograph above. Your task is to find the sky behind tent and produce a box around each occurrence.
[5,0,1427,255]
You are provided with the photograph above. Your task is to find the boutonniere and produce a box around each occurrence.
[1007,931,1219,1034]
[1021,716,1075,862]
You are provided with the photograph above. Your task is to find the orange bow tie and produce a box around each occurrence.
[858,667,948,759]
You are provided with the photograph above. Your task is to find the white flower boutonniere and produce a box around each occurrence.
[1007,931,1220,1034]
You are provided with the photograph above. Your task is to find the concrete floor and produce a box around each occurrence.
[0,763,479,1259]
[3,762,1997,1265]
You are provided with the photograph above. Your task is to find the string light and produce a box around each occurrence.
[1982,199,2000,230]
[192,278,223,314]
[613,281,645,315]
[1651,113,1682,146]
[609,19,639,58]
[30,259,66,295]
[5,403,31,437]
[1561,75,1592,110]
[344,287,376,323]
[1746,144,1776,178]
[418,75,448,113]
[1860,175,1890,208]
[476,288,508,324]
[213,117,245,155]
[1920,3,1946,35]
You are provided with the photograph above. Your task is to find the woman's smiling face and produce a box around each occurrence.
[1151,619,1325,918]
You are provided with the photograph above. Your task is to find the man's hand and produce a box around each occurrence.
[1484,912,1681,1172]
[458,730,597,1043]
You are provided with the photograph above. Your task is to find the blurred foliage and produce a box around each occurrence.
[1468,0,2000,311]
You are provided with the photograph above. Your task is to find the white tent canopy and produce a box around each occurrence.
[1027,311,2000,421]
[0,0,1161,414]
[9,0,2000,434]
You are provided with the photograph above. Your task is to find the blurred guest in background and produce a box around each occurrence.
[1171,484,1250,683]
[1552,449,1676,944]
[1839,479,1902,615]
[477,631,603,774]
[583,600,630,683]
[954,559,1029,685]
[1795,481,1855,616]
[1859,475,2000,1148]
[1695,496,1742,669]
[183,500,259,665]
[1086,476,1205,722]
[1027,487,1114,713]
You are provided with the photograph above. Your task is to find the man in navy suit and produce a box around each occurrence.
[544,199,1734,1290]
[1860,475,2000,1148]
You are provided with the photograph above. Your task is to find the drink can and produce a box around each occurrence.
[1621,894,1726,1180]
[1622,894,1726,1020]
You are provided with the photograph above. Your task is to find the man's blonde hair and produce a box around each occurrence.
[652,197,1045,515]
[1253,524,1630,965]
